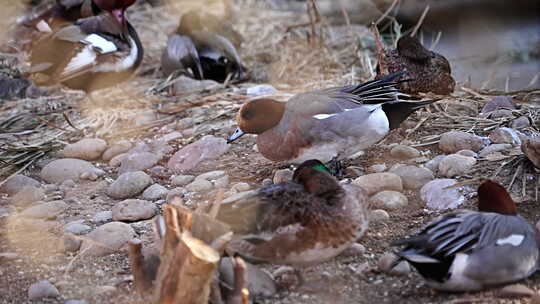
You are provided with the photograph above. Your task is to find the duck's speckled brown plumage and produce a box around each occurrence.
[217,160,369,266]
[376,36,455,95]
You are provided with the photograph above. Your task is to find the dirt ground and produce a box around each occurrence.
[1,1,540,304]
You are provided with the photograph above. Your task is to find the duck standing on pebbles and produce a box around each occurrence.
[216,159,369,285]
[393,180,539,291]
[227,72,435,166]
[28,0,143,93]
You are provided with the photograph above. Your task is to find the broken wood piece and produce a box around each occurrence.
[226,257,249,304]
[128,239,154,295]
[153,204,221,304]
[191,212,232,245]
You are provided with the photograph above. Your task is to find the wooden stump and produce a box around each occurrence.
[153,204,221,304]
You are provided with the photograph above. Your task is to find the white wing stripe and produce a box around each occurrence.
[81,34,117,54]
[62,46,96,76]
[496,234,524,246]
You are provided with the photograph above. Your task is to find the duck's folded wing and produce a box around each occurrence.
[161,34,203,78]
[216,182,316,234]
[395,211,534,259]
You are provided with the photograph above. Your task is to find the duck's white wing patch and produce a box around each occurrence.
[496,234,524,246]
[94,37,139,73]
[81,34,117,54]
[62,45,97,76]
[312,108,356,120]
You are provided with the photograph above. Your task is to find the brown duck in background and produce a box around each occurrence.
[28,0,144,93]
[161,10,246,83]
[375,35,455,95]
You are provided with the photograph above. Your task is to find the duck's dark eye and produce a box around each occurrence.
[242,108,254,120]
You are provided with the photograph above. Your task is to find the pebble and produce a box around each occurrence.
[0,174,40,195]
[424,155,445,174]
[439,131,485,153]
[167,135,229,172]
[479,144,513,158]
[109,153,126,167]
[369,191,408,210]
[219,257,277,298]
[489,127,522,146]
[65,300,88,304]
[481,96,516,114]
[107,171,153,199]
[148,165,169,178]
[60,138,107,160]
[102,140,132,161]
[64,221,91,235]
[352,173,403,195]
[0,252,18,260]
[20,200,68,219]
[186,179,214,192]
[196,170,226,181]
[498,284,535,298]
[245,84,277,97]
[345,166,364,177]
[231,182,250,192]
[11,186,45,206]
[63,234,82,252]
[438,154,477,177]
[370,209,390,222]
[170,175,195,186]
[119,152,161,174]
[28,280,60,299]
[367,164,386,173]
[80,222,136,256]
[213,175,230,188]
[421,179,465,210]
[171,76,220,94]
[41,158,102,183]
[522,137,540,168]
[389,165,434,189]
[112,199,157,222]
[165,188,185,203]
[141,184,169,201]
[340,243,366,257]
[92,211,113,224]
[390,145,420,160]
[511,116,531,129]
[377,252,399,273]
[456,149,477,158]
[273,169,293,184]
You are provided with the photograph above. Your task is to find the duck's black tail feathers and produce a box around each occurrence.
[342,72,412,104]
[382,99,437,130]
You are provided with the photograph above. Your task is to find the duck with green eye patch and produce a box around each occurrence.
[216,159,369,286]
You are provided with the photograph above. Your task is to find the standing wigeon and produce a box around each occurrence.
[216,159,369,284]
[227,72,434,164]
[28,0,143,93]
[393,180,539,291]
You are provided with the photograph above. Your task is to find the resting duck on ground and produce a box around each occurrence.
[161,10,245,82]
[216,159,369,284]
[28,0,143,93]
[227,72,435,164]
[393,180,539,291]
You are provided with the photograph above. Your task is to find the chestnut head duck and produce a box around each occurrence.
[376,36,455,95]
[161,10,245,82]
[393,180,539,291]
[227,72,435,163]
[216,159,369,269]
[29,0,143,93]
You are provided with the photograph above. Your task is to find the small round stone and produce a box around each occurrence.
[28,280,60,300]
[370,209,390,222]
[369,191,408,210]
[273,169,293,184]
[186,179,214,192]
[171,175,195,186]
[390,145,421,160]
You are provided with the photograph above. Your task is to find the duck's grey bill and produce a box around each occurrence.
[227,128,245,143]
